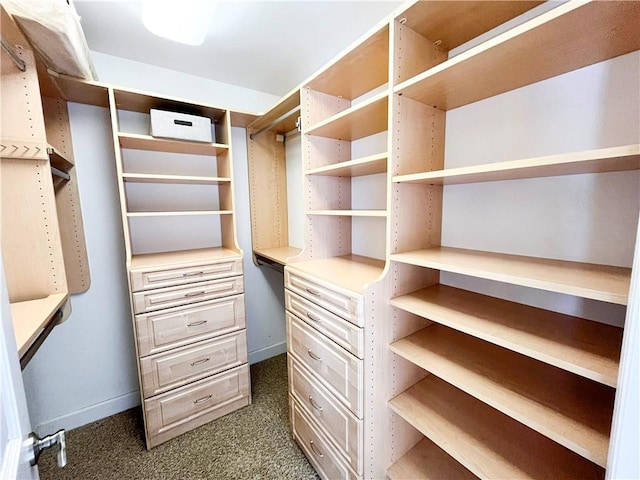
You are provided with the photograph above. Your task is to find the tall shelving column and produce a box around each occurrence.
[108,87,250,448]
[386,1,640,478]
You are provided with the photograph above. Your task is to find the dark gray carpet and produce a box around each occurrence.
[38,354,319,479]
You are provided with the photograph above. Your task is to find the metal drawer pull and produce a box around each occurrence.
[184,291,205,297]
[187,320,208,327]
[193,394,213,404]
[191,357,210,366]
[306,312,321,322]
[309,396,323,411]
[309,440,324,458]
[305,287,322,297]
[307,349,322,361]
[182,271,205,277]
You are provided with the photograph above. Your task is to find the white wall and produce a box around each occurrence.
[22,57,285,433]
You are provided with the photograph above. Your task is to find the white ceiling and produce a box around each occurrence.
[73,1,402,97]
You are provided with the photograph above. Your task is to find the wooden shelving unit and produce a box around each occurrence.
[390,247,631,305]
[126,210,233,217]
[122,173,231,185]
[118,132,229,156]
[306,152,387,177]
[390,285,622,387]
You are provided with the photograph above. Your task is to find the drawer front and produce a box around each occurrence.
[289,357,363,474]
[140,331,248,398]
[291,398,360,480]
[132,276,244,314]
[287,312,363,417]
[145,364,250,443]
[286,290,364,359]
[285,270,362,326]
[135,295,245,357]
[131,258,243,292]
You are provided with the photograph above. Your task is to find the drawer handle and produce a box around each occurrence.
[184,291,205,297]
[307,349,322,362]
[306,312,321,323]
[187,320,208,327]
[182,271,204,277]
[309,440,324,458]
[191,357,210,367]
[308,396,323,411]
[305,287,322,297]
[193,394,213,404]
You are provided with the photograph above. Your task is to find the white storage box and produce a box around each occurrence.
[150,109,213,143]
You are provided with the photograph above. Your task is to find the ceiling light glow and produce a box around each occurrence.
[141,0,216,46]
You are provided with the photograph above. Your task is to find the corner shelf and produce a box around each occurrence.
[118,132,229,156]
[390,247,631,305]
[390,284,622,387]
[253,246,302,266]
[306,152,387,177]
[395,1,640,110]
[11,293,68,357]
[391,324,613,467]
[305,92,388,140]
[393,145,640,185]
[122,173,231,185]
[389,375,604,479]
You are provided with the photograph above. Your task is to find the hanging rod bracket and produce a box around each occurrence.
[0,35,26,72]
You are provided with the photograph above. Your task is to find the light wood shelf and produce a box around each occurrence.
[46,144,73,170]
[126,210,233,218]
[389,375,604,479]
[395,1,640,110]
[130,246,241,271]
[253,246,302,266]
[387,437,478,480]
[289,255,384,294]
[390,247,631,305]
[306,25,389,100]
[391,324,613,467]
[391,285,622,387]
[305,92,388,141]
[393,145,640,185]
[248,88,300,134]
[118,133,229,156]
[306,210,387,217]
[122,173,231,185]
[11,293,68,357]
[306,152,387,177]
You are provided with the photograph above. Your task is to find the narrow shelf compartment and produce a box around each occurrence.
[393,145,640,185]
[391,285,622,387]
[389,376,604,479]
[289,255,384,294]
[391,325,613,467]
[306,210,387,217]
[118,132,229,156]
[387,437,478,480]
[130,246,241,271]
[11,293,68,357]
[305,92,388,141]
[390,247,631,305]
[46,144,73,170]
[395,1,640,110]
[253,246,302,266]
[127,210,233,217]
[306,152,387,177]
[122,173,231,185]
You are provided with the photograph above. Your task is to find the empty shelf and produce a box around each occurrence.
[390,247,631,305]
[306,210,387,217]
[395,1,640,110]
[391,325,614,466]
[390,285,622,387]
[306,153,388,177]
[130,247,241,271]
[11,293,68,357]
[127,210,233,217]
[122,173,231,185]
[46,144,73,170]
[393,145,640,185]
[389,376,604,479]
[118,133,229,156]
[305,92,388,141]
[253,246,302,266]
[289,255,384,294]
[387,437,478,480]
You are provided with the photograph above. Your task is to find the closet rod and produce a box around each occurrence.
[0,35,26,72]
[51,166,70,181]
[249,106,301,140]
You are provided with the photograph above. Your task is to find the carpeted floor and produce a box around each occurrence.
[38,354,319,480]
